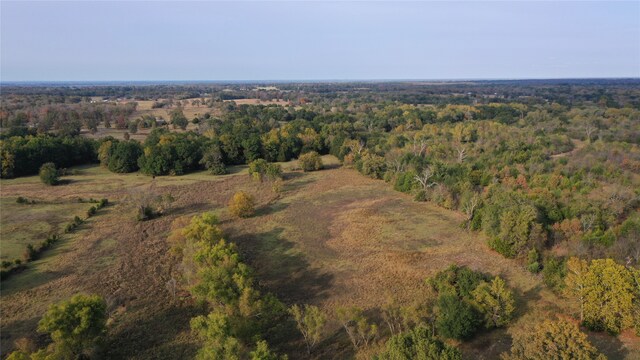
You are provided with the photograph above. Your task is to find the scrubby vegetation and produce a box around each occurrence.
[1,80,639,358]
[38,162,59,185]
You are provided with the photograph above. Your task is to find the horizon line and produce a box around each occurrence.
[2,76,640,86]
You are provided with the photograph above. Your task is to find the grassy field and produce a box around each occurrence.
[1,155,637,359]
[0,199,93,262]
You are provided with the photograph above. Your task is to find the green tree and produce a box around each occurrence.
[39,162,59,186]
[289,304,326,354]
[170,108,189,130]
[37,294,107,358]
[191,310,241,360]
[472,277,515,328]
[128,121,138,134]
[501,319,606,360]
[191,238,253,306]
[434,294,481,340]
[250,340,288,360]
[375,324,462,360]
[97,140,113,167]
[201,145,227,175]
[108,141,143,173]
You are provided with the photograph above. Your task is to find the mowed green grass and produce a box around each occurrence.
[0,198,92,261]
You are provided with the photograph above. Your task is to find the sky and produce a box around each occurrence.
[1,1,639,81]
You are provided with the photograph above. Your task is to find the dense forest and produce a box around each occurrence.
[1,80,639,359]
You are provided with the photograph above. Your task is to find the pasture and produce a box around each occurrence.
[1,156,637,359]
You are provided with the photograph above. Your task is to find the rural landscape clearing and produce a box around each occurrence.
[1,1,639,360]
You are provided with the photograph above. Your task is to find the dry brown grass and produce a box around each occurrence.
[1,157,637,359]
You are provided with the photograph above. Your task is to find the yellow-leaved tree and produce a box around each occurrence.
[565,257,636,334]
[228,191,255,218]
[501,319,606,360]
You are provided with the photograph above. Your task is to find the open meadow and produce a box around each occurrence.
[1,155,637,359]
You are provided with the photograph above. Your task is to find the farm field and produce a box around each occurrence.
[1,156,637,359]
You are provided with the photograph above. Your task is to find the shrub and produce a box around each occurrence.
[23,244,38,262]
[98,198,108,208]
[394,171,417,193]
[87,206,97,217]
[16,196,27,204]
[265,163,283,181]
[429,265,488,298]
[136,205,156,222]
[249,159,269,181]
[39,163,59,186]
[298,152,323,172]
[65,223,76,233]
[413,189,428,202]
[249,159,283,182]
[359,153,387,179]
[542,256,566,291]
[129,186,174,221]
[526,248,541,273]
[229,191,255,218]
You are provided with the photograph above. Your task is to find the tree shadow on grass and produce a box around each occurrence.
[0,268,68,296]
[283,172,304,181]
[0,316,44,355]
[102,302,200,360]
[169,202,212,217]
[512,283,545,319]
[233,227,334,304]
[254,202,289,217]
[322,162,342,170]
[56,179,76,185]
[283,178,316,193]
[587,330,629,360]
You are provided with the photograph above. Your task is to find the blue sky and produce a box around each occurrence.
[1,1,639,81]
